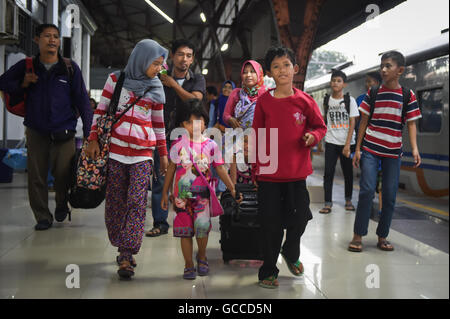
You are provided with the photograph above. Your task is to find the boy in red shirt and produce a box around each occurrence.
[252,47,327,288]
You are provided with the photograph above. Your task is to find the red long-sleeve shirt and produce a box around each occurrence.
[252,88,326,182]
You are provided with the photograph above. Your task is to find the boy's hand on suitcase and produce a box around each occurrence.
[302,133,315,147]
[86,140,100,159]
[161,193,169,210]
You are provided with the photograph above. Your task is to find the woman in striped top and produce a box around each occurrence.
[86,39,168,279]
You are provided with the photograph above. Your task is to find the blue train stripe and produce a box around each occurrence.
[403,152,449,162]
[401,161,449,171]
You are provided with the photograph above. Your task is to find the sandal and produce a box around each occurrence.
[145,226,168,237]
[117,260,135,279]
[319,207,332,214]
[183,267,197,280]
[116,256,137,268]
[345,203,356,211]
[348,240,363,252]
[377,240,394,251]
[281,253,304,276]
[196,255,209,276]
[258,275,279,289]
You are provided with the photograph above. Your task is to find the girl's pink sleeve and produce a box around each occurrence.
[223,88,240,124]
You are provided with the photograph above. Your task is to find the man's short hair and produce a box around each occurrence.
[366,71,382,84]
[35,23,60,37]
[264,46,296,70]
[331,70,347,83]
[172,39,196,55]
[206,86,218,96]
[381,50,406,67]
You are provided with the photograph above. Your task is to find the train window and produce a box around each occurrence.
[417,87,443,133]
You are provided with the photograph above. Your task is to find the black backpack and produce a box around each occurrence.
[367,86,411,126]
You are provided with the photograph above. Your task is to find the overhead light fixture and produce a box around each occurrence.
[144,0,173,23]
[220,43,229,52]
[202,68,208,75]
[200,12,206,23]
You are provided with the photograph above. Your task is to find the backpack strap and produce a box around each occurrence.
[343,92,350,115]
[401,86,411,125]
[368,85,380,122]
[108,71,125,115]
[62,57,74,86]
[323,93,330,125]
[25,57,34,74]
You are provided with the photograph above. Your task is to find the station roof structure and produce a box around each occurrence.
[81,0,405,87]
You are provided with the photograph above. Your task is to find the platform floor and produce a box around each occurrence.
[0,171,448,299]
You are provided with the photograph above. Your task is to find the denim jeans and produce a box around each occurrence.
[353,150,401,238]
[151,146,169,231]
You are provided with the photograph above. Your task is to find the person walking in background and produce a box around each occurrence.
[86,39,168,279]
[213,80,235,133]
[319,70,359,214]
[223,60,266,130]
[348,51,422,253]
[205,86,218,128]
[0,23,93,230]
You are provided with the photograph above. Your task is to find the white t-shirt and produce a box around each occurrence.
[323,95,359,145]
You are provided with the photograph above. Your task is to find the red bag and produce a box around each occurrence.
[1,57,34,117]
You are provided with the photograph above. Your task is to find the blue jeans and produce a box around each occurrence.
[353,150,401,238]
[151,147,169,231]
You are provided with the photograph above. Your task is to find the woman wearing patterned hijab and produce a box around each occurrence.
[223,60,266,129]
[86,39,168,280]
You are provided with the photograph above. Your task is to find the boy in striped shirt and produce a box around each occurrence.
[348,51,421,252]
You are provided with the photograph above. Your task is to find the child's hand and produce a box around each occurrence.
[302,133,315,147]
[412,148,421,168]
[353,150,361,168]
[342,145,351,158]
[161,193,169,210]
[86,140,100,159]
[231,189,243,204]
[160,155,168,176]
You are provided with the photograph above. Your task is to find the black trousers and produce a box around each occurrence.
[323,142,355,205]
[257,180,312,280]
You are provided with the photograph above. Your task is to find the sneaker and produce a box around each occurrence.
[183,267,196,280]
[55,205,71,222]
[35,220,52,231]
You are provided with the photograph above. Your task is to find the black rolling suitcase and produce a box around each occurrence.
[219,183,263,263]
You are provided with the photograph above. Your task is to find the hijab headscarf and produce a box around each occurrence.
[121,39,168,104]
[241,60,266,101]
[233,60,266,129]
[217,80,236,127]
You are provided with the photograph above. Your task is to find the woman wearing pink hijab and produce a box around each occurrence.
[223,60,266,129]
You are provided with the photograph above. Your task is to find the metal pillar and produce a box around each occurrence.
[47,0,59,26]
[271,0,326,90]
[82,33,90,89]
